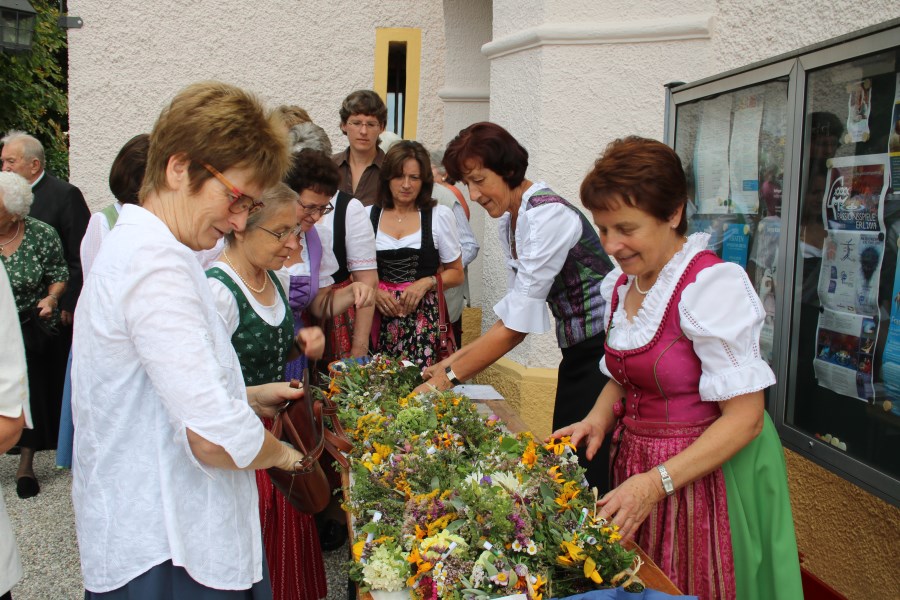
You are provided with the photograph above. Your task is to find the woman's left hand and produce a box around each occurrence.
[37,295,57,319]
[349,282,375,309]
[597,471,665,540]
[398,278,431,314]
[248,381,305,418]
[295,326,325,360]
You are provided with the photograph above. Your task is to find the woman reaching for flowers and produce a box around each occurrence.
[552,137,802,599]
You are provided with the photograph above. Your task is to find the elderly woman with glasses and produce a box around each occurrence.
[206,182,331,600]
[72,82,312,599]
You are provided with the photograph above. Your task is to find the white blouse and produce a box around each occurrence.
[600,233,776,401]
[0,262,31,597]
[71,205,265,592]
[494,181,583,335]
[207,262,287,335]
[316,193,377,272]
[367,204,462,264]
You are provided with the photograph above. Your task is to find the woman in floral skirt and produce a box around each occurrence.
[368,141,463,367]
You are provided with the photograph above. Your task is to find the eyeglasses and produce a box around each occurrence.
[346,119,381,130]
[297,197,334,217]
[258,224,303,242]
[201,163,264,214]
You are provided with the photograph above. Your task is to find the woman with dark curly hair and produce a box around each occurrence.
[368,140,463,367]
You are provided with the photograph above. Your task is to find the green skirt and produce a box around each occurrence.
[722,413,804,600]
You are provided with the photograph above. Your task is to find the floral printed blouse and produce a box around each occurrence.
[0,216,68,325]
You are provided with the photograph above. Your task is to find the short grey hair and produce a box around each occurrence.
[225,182,298,245]
[288,122,332,156]
[430,149,447,175]
[1,130,45,167]
[0,171,34,217]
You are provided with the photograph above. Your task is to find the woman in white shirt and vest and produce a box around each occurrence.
[418,122,615,491]
[71,82,316,599]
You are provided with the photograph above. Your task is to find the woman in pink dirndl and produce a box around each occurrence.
[553,137,802,599]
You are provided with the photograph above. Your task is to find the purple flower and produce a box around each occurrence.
[481,475,492,485]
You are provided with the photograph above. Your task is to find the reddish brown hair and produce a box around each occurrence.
[443,122,528,188]
[580,136,688,235]
[378,140,435,210]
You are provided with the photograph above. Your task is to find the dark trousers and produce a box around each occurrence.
[553,333,611,492]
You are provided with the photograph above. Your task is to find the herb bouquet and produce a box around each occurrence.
[325,355,643,600]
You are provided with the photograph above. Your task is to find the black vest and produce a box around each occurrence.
[330,191,353,284]
[369,206,440,283]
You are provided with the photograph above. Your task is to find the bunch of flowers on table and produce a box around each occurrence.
[327,355,642,599]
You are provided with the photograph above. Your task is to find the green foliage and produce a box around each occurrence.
[0,0,69,179]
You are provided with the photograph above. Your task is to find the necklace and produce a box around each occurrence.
[0,221,21,251]
[223,250,267,294]
[633,275,652,295]
[393,210,415,223]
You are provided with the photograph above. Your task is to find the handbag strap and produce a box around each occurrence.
[436,272,449,335]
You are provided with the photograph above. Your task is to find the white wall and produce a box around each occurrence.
[67,0,447,210]
[481,0,900,369]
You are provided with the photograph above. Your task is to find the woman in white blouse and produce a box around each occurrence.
[418,122,614,490]
[368,141,463,367]
[0,261,31,600]
[553,137,802,599]
[72,82,312,599]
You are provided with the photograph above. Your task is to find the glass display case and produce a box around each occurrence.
[666,19,900,505]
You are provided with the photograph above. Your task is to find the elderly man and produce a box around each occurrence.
[1,131,90,325]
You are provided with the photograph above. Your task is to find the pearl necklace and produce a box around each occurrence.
[633,275,652,295]
[223,250,267,294]
[0,221,21,252]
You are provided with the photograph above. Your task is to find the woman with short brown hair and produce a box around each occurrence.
[556,136,802,599]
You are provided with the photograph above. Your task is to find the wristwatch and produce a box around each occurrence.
[656,464,675,496]
[445,367,462,386]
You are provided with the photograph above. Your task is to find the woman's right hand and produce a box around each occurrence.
[549,420,607,461]
[37,295,57,319]
[275,441,307,472]
[376,288,403,317]
[296,327,325,360]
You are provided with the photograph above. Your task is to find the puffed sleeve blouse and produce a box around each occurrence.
[600,233,776,401]
[493,181,583,335]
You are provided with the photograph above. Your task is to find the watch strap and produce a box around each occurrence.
[445,367,462,386]
[656,464,675,496]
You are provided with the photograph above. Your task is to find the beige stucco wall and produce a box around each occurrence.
[66,0,447,211]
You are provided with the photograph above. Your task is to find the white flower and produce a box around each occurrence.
[526,540,537,555]
[490,471,523,494]
[511,540,523,552]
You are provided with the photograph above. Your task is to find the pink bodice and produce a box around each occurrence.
[605,251,723,427]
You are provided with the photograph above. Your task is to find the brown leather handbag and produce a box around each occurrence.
[436,273,458,361]
[266,369,354,513]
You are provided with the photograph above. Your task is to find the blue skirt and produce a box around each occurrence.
[56,349,74,468]
[84,559,272,600]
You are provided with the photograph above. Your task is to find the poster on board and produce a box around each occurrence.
[845,79,872,144]
[729,100,763,214]
[814,308,877,402]
[818,230,883,317]
[822,154,888,233]
[695,95,732,213]
[889,74,900,192]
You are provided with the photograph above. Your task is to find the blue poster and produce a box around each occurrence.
[721,223,750,268]
[881,261,900,414]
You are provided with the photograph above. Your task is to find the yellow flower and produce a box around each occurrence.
[554,481,580,511]
[559,539,586,564]
[544,436,577,455]
[584,557,604,584]
[548,465,565,484]
[426,513,456,537]
[414,524,427,540]
[522,440,537,468]
[406,545,433,587]
[352,539,365,561]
